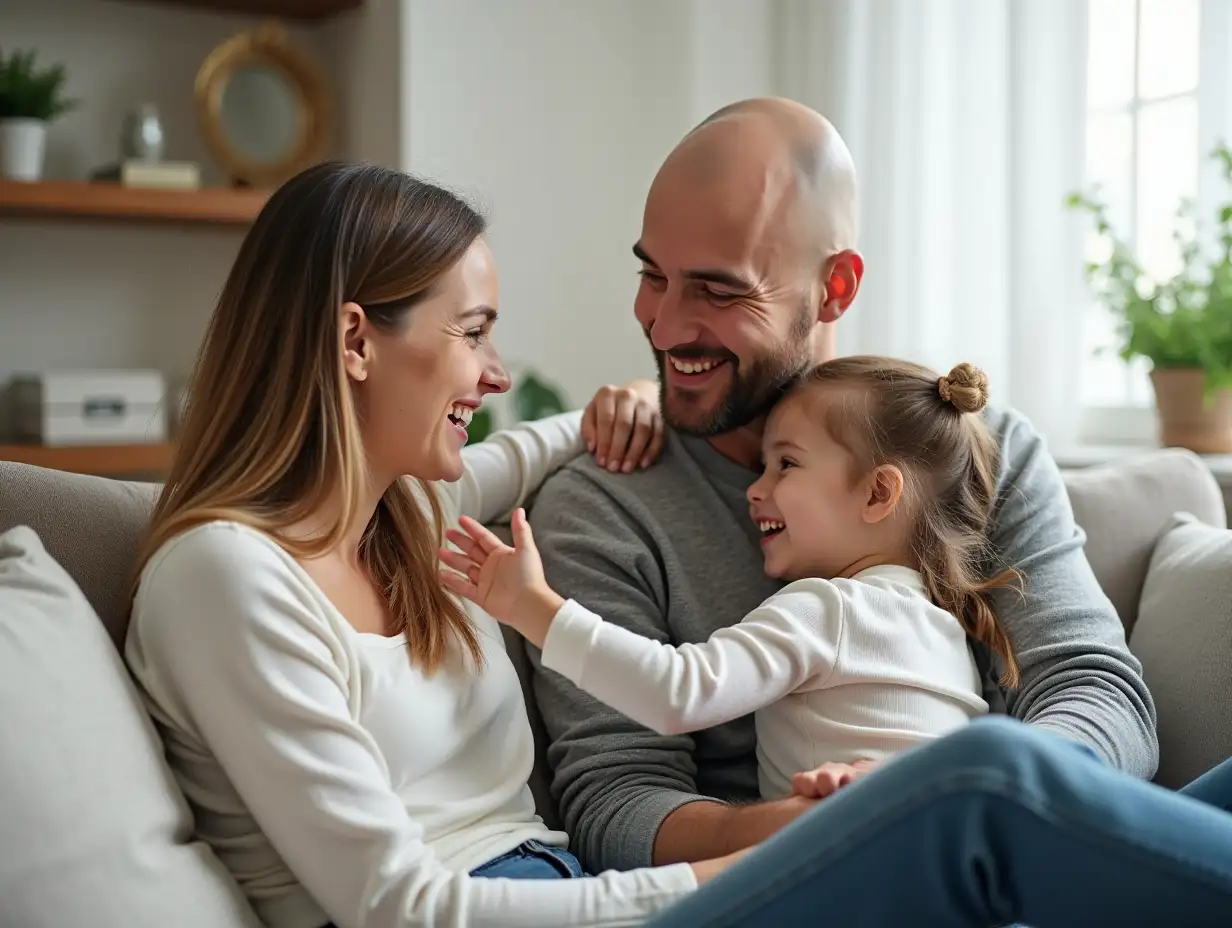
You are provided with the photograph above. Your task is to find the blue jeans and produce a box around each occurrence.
[647,716,1232,927]
[470,839,586,879]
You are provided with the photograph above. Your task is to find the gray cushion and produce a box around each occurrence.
[1061,448,1226,635]
[0,525,259,927]
[0,463,155,646]
[1131,512,1232,789]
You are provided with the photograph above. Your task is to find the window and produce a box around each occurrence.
[1080,0,1207,441]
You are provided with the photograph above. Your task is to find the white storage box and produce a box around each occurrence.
[10,370,168,446]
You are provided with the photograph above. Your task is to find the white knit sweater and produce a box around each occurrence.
[125,412,696,928]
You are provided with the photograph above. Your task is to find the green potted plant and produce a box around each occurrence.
[0,47,77,182]
[1067,143,1232,453]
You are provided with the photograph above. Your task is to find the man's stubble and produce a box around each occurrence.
[651,300,816,438]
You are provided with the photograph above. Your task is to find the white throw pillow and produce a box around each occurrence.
[0,525,260,928]
[1131,512,1232,789]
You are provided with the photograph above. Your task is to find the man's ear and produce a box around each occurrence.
[819,250,864,324]
[341,301,372,382]
[862,463,904,524]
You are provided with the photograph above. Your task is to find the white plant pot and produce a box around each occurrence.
[0,118,48,181]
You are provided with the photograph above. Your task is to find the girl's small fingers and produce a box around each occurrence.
[444,529,483,561]
[439,547,478,575]
[439,568,479,602]
[457,516,506,554]
[791,771,821,798]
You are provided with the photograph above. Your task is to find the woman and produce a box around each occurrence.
[125,162,736,928]
[127,161,1232,928]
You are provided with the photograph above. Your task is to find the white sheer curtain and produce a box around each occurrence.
[776,0,1090,447]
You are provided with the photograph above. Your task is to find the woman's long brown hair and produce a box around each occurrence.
[801,356,1022,687]
[134,162,485,672]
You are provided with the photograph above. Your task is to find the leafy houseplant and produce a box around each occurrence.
[1067,142,1232,453]
[468,369,568,444]
[0,47,77,182]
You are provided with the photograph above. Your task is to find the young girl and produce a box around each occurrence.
[440,355,1021,799]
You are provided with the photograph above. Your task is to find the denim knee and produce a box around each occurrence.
[931,716,1099,779]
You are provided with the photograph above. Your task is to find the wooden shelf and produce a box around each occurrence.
[0,180,268,226]
[0,443,176,477]
[118,0,362,20]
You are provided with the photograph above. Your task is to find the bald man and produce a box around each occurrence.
[525,98,1157,874]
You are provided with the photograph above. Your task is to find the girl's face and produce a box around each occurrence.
[344,239,511,484]
[746,387,904,581]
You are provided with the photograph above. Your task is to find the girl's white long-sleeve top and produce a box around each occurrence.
[541,564,990,798]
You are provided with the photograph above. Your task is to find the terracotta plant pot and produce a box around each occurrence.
[1150,368,1232,454]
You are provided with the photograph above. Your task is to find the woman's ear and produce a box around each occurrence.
[341,301,372,382]
[863,464,904,524]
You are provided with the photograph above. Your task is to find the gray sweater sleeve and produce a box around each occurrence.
[526,470,703,872]
[988,408,1159,778]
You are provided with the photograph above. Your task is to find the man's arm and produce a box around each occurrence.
[988,408,1159,777]
[526,469,814,870]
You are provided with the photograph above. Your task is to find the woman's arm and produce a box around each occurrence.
[537,580,847,736]
[452,409,586,525]
[129,526,696,928]
[445,379,662,525]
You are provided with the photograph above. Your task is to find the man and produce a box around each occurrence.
[526,97,1158,872]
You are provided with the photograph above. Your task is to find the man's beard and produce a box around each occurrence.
[650,306,815,438]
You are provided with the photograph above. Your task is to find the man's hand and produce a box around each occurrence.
[791,758,879,799]
[582,379,663,473]
[439,509,564,645]
[654,795,819,865]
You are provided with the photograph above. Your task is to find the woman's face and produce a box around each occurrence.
[345,238,510,483]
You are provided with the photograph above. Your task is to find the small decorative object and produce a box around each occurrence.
[0,47,77,182]
[469,369,569,444]
[195,22,329,188]
[1068,142,1232,454]
[91,102,201,190]
[8,369,168,447]
[120,103,165,162]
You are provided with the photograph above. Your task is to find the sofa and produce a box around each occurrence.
[2,449,1232,926]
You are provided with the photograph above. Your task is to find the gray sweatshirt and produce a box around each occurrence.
[525,405,1159,873]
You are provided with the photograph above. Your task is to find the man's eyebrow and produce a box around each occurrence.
[631,243,754,292]
[459,305,498,323]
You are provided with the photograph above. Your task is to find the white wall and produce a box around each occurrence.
[0,0,778,436]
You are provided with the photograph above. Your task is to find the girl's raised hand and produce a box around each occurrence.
[439,509,563,645]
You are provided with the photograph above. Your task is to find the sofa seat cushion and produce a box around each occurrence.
[1131,512,1232,789]
[0,525,260,927]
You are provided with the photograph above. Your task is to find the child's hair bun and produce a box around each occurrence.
[938,362,989,414]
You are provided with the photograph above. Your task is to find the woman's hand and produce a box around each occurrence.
[583,379,664,473]
[439,509,563,646]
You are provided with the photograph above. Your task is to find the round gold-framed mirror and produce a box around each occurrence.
[194,23,329,188]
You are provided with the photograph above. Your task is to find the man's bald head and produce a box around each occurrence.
[632,98,864,461]
[662,96,858,259]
